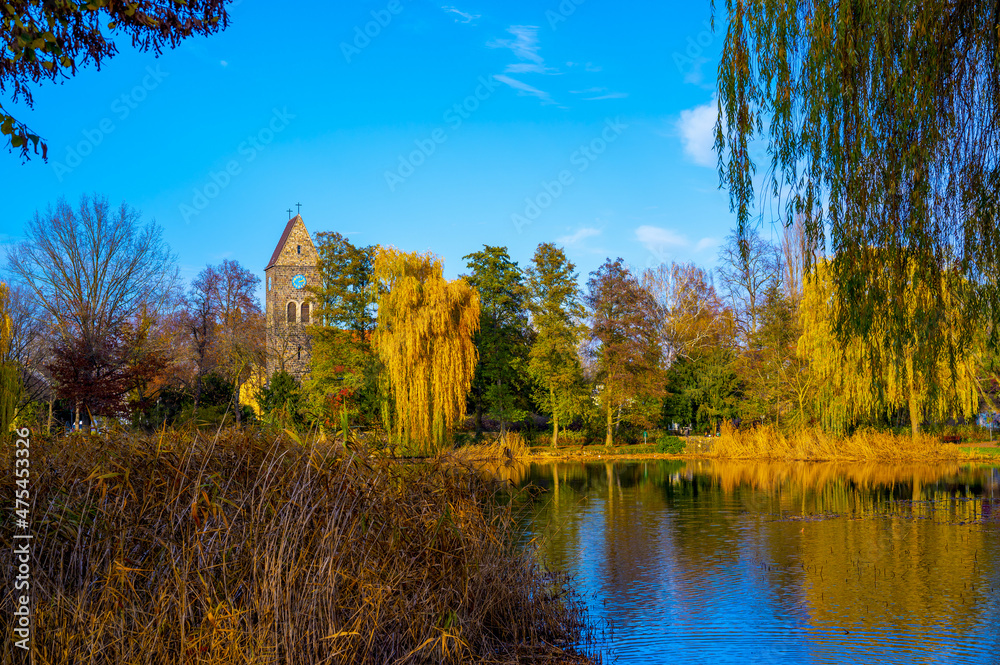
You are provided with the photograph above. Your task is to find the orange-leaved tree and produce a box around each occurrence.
[373,248,480,454]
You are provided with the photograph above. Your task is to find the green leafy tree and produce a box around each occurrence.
[715,0,1000,401]
[256,370,305,428]
[586,259,662,445]
[463,246,532,437]
[2,0,230,160]
[738,283,799,427]
[525,243,588,446]
[306,232,380,428]
[659,313,740,434]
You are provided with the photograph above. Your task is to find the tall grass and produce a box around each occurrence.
[711,423,966,461]
[439,431,531,466]
[0,429,595,664]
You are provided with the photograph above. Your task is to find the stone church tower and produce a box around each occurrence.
[265,215,320,381]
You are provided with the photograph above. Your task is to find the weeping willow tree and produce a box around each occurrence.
[1,282,22,440]
[373,249,480,454]
[798,259,980,436]
[716,1,1000,406]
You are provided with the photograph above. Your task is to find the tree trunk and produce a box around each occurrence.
[233,378,242,426]
[907,360,920,440]
[497,379,506,438]
[46,397,53,435]
[474,385,483,437]
[605,397,613,446]
[550,384,558,447]
[74,400,80,433]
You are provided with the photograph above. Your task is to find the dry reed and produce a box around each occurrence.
[0,428,595,665]
[710,423,967,461]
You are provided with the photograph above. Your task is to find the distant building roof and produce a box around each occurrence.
[265,216,300,270]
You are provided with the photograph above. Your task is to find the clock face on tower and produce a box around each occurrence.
[291,274,306,289]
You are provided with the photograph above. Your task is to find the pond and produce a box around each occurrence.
[514,459,1000,664]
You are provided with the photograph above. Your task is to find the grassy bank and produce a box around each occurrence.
[0,428,596,664]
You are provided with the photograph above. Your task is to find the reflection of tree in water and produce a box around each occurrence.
[517,460,1000,658]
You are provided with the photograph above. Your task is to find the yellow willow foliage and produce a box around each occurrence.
[798,259,980,434]
[1,282,17,437]
[373,248,480,454]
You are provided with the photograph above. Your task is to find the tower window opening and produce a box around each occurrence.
[297,245,301,254]
[287,302,296,323]
[297,345,301,361]
[301,302,310,324]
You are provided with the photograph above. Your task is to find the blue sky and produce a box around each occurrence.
[1,0,741,301]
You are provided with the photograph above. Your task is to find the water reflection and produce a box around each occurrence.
[517,460,1000,664]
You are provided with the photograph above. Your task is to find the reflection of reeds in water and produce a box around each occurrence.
[700,459,967,496]
[712,424,965,461]
[0,430,594,664]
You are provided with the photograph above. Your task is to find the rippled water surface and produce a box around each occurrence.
[513,460,1000,664]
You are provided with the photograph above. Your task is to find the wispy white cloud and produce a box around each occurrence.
[442,5,481,24]
[584,92,628,101]
[636,225,719,261]
[636,225,687,254]
[569,86,628,101]
[489,25,563,104]
[489,25,543,64]
[493,74,555,105]
[505,62,552,74]
[676,97,718,168]
[695,237,719,252]
[557,227,601,246]
[566,61,603,72]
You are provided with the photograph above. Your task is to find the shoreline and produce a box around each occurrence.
[509,436,1000,464]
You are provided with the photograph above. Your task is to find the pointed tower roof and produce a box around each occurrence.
[265,215,315,270]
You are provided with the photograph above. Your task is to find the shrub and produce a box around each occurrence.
[656,434,686,454]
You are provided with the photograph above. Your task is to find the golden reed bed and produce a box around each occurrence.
[0,428,595,665]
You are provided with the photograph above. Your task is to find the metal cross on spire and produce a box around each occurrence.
[296,202,302,215]
[286,208,293,219]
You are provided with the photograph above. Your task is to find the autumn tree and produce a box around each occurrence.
[586,259,662,445]
[715,230,780,348]
[2,0,230,161]
[715,0,1000,400]
[373,248,480,454]
[799,258,980,437]
[0,280,51,427]
[5,195,177,426]
[463,246,532,437]
[525,243,588,446]
[641,261,727,365]
[185,264,220,413]
[183,259,264,425]
[306,232,379,427]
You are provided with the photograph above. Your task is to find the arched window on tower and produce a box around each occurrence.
[287,302,296,323]
[301,302,310,324]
